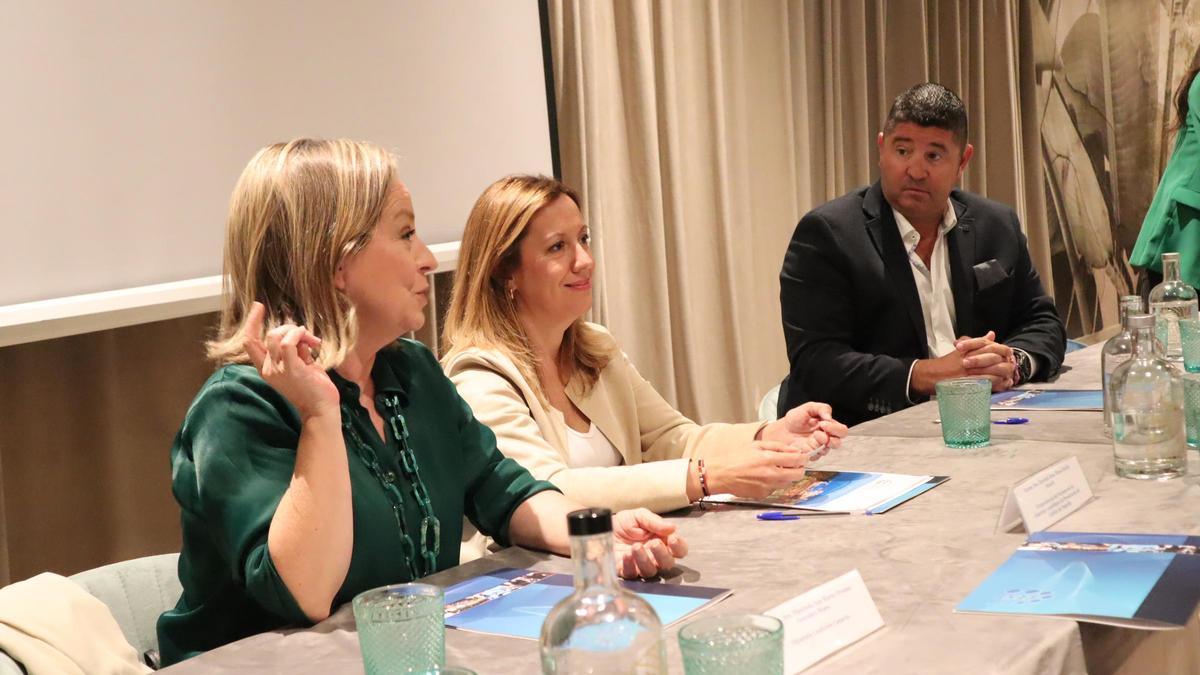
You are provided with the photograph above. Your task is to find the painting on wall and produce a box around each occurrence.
[1032,0,1200,336]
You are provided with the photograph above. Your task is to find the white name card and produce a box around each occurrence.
[765,569,884,674]
[996,456,1094,534]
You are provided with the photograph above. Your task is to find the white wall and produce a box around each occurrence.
[0,0,552,307]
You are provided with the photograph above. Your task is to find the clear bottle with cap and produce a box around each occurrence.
[1149,252,1199,359]
[1102,295,1146,437]
[539,508,666,674]
[1109,312,1187,480]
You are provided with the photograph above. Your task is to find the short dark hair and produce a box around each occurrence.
[883,83,968,150]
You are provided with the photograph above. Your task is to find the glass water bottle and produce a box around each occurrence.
[1109,313,1187,480]
[1102,295,1146,437]
[540,508,666,674]
[1149,252,1198,359]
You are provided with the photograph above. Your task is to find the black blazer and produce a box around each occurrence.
[777,182,1066,426]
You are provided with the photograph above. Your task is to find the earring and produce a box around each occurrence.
[507,285,516,302]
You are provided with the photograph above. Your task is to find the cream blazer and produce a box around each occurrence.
[0,572,150,675]
[444,324,763,561]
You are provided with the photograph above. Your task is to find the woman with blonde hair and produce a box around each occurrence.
[443,175,847,558]
[156,141,687,665]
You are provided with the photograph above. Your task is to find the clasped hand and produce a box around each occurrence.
[692,402,849,500]
[912,330,1018,395]
[611,508,689,578]
[758,401,848,458]
[955,330,1017,391]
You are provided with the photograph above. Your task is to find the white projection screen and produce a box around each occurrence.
[0,0,553,309]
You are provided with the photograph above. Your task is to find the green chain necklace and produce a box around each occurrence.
[341,393,441,578]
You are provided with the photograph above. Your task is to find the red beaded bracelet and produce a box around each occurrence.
[697,458,711,497]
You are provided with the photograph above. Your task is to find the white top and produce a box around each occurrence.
[565,423,624,468]
[893,201,960,358]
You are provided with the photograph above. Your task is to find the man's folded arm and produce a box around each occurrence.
[1000,211,1067,381]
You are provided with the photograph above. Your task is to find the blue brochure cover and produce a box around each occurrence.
[443,568,731,640]
[957,532,1200,629]
[990,389,1103,411]
[702,470,949,515]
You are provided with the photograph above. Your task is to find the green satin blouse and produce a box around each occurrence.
[156,339,557,666]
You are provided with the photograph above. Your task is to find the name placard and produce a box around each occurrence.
[765,569,884,673]
[996,456,1094,534]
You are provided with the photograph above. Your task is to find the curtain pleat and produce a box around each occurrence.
[548,0,1044,423]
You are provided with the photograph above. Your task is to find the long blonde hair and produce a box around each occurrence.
[207,138,396,368]
[442,175,612,401]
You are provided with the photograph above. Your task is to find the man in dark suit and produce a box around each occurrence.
[778,83,1065,426]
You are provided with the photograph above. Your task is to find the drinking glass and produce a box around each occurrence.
[1184,373,1200,450]
[677,614,783,675]
[353,583,445,675]
[936,378,992,449]
[1180,318,1200,373]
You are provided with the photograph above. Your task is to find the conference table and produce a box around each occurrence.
[163,345,1200,674]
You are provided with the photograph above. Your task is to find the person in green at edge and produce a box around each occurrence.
[1130,49,1200,290]
[156,139,688,666]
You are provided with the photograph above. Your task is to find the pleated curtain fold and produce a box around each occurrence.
[548,0,1045,423]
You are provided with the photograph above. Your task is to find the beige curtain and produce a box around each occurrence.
[549,0,1046,423]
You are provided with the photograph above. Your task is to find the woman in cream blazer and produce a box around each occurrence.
[443,175,848,560]
[446,325,758,514]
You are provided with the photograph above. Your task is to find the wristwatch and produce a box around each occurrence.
[1011,349,1033,386]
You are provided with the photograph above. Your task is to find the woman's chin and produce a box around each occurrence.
[401,315,427,336]
[377,314,426,342]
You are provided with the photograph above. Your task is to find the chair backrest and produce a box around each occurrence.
[758,384,781,422]
[68,553,181,663]
[0,652,24,675]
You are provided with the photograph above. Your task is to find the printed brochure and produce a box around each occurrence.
[443,568,731,640]
[701,470,949,515]
[957,531,1200,629]
[990,389,1103,411]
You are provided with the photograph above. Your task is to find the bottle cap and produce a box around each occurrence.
[1163,252,1181,262]
[1127,313,1154,329]
[567,508,613,536]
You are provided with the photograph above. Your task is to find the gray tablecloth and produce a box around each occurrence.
[163,345,1200,674]
[851,346,1106,444]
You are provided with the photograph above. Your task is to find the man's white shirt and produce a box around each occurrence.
[894,201,960,359]
[895,200,1034,402]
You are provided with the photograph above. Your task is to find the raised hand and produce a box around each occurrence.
[611,508,688,579]
[242,302,340,420]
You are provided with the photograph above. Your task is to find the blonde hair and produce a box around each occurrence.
[442,175,612,401]
[207,138,396,368]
